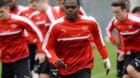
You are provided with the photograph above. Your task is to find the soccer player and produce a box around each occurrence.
[0,0,45,78]
[110,1,140,78]
[19,0,39,74]
[54,0,87,18]
[106,0,130,77]
[43,0,111,78]
[29,0,59,78]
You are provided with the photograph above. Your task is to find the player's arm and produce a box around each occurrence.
[20,16,45,63]
[90,17,111,75]
[42,23,66,68]
[106,17,116,44]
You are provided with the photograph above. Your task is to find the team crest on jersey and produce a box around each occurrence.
[61,29,66,33]
[128,25,133,29]
[10,24,17,28]
[81,26,88,31]
[36,16,41,20]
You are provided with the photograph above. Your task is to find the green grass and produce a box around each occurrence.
[92,41,117,78]
[0,41,117,78]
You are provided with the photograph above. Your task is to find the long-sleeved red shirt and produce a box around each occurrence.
[29,6,58,38]
[107,13,140,53]
[19,7,37,44]
[43,15,109,75]
[106,17,124,53]
[0,14,43,63]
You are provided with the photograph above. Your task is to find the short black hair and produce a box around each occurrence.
[0,0,8,7]
[111,0,127,10]
[64,0,80,6]
[132,6,140,13]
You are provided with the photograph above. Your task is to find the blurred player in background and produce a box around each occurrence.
[28,0,59,78]
[0,0,45,78]
[106,0,130,77]
[110,1,140,78]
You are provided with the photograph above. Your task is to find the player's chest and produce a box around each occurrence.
[115,22,138,32]
[32,14,50,26]
[58,24,90,37]
[0,22,21,32]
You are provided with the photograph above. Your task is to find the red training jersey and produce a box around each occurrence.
[106,17,124,53]
[29,6,58,38]
[107,13,140,53]
[19,7,37,44]
[0,14,43,63]
[43,15,109,75]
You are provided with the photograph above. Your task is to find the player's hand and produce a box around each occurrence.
[33,38,37,43]
[35,53,45,64]
[118,53,125,61]
[56,59,67,68]
[115,40,122,47]
[103,58,111,75]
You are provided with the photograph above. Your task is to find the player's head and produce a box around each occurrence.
[29,0,39,10]
[118,0,130,12]
[63,0,80,21]
[0,0,9,20]
[132,6,140,14]
[111,0,128,21]
[35,0,49,11]
[56,0,64,8]
[5,0,16,10]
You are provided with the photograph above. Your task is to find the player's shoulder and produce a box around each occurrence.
[28,11,40,19]
[109,16,117,23]
[18,5,26,10]
[50,17,65,27]
[81,15,98,23]
[11,14,32,23]
[128,13,140,22]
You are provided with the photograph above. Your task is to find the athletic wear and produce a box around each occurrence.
[106,17,125,77]
[43,15,109,75]
[107,13,140,52]
[29,6,58,38]
[2,57,30,78]
[29,6,59,75]
[0,14,43,63]
[60,69,91,78]
[122,52,140,74]
[19,7,37,44]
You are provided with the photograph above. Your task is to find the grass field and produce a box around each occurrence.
[0,41,117,78]
[92,41,117,78]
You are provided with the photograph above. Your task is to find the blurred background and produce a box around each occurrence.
[16,0,140,38]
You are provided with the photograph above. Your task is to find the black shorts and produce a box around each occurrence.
[34,58,60,77]
[28,43,37,71]
[35,58,51,74]
[122,52,140,74]
[2,57,30,78]
[117,52,126,77]
[60,68,91,78]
